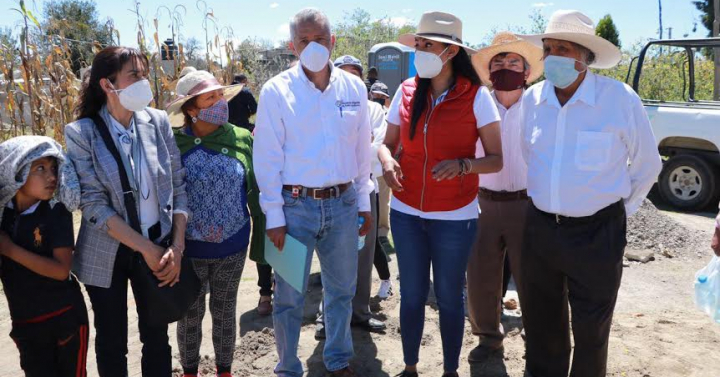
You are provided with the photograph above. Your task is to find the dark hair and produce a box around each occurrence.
[181,97,198,126]
[409,46,480,140]
[75,46,150,120]
[233,74,248,84]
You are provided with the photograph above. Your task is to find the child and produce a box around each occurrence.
[0,136,86,377]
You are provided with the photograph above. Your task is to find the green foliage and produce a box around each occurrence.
[43,0,114,73]
[332,9,416,69]
[694,0,713,37]
[596,15,621,48]
[603,46,715,102]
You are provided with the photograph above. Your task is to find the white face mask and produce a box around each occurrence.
[414,47,450,79]
[112,79,153,112]
[299,41,331,73]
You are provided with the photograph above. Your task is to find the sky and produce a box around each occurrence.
[0,0,709,54]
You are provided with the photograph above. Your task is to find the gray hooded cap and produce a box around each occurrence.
[0,136,80,225]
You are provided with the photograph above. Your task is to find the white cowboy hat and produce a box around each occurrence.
[399,11,476,53]
[517,10,622,69]
[473,32,544,86]
[166,70,243,127]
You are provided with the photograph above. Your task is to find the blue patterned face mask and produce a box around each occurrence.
[544,55,586,89]
[197,98,229,125]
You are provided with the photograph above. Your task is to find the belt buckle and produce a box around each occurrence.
[312,189,324,200]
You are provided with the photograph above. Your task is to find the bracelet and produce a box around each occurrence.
[463,158,473,175]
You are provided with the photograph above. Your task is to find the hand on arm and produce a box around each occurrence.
[0,232,73,281]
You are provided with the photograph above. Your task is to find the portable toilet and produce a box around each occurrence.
[368,42,416,98]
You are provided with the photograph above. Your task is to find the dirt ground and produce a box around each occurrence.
[1,205,720,377]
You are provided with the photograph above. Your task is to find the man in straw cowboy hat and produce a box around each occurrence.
[465,31,543,363]
[253,8,373,377]
[516,10,662,377]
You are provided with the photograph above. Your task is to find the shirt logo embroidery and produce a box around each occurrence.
[33,227,42,248]
[336,100,361,118]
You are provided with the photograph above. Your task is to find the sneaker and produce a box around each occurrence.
[377,280,393,299]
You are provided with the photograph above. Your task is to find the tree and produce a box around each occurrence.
[694,0,713,37]
[332,9,416,69]
[596,14,621,48]
[43,0,114,74]
[183,37,201,61]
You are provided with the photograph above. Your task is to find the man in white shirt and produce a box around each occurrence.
[253,9,373,377]
[517,10,662,377]
[314,55,387,341]
[465,32,543,363]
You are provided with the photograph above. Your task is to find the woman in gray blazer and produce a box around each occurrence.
[64,46,189,377]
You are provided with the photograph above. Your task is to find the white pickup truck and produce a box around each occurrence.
[630,38,720,211]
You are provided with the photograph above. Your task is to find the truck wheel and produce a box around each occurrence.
[658,154,718,211]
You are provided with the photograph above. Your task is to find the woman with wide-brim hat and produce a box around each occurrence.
[167,70,266,377]
[377,11,504,377]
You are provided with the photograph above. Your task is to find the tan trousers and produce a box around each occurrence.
[377,176,391,238]
[466,195,528,349]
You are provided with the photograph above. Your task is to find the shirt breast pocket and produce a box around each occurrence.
[575,131,613,171]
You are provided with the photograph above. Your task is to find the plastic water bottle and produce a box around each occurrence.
[357,216,366,250]
[695,274,713,313]
[694,256,720,323]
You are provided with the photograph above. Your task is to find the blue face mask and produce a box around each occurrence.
[544,55,586,89]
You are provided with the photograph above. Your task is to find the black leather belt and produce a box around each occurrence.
[282,183,351,199]
[478,188,528,202]
[531,200,625,226]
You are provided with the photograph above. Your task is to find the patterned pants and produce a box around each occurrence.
[177,252,246,372]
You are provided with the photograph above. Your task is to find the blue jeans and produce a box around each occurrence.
[391,209,477,372]
[273,187,359,376]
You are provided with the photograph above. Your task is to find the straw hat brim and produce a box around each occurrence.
[398,33,477,54]
[517,32,622,69]
[473,40,545,86]
[167,84,244,128]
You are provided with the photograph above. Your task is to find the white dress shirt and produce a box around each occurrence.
[386,84,501,220]
[476,90,527,192]
[108,115,160,236]
[369,100,387,194]
[253,63,374,229]
[520,72,662,217]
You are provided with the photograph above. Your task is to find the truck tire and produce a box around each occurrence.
[658,154,718,211]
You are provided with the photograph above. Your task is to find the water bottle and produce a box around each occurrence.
[695,274,713,313]
[357,216,366,250]
[694,256,720,323]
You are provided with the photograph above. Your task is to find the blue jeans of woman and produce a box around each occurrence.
[391,209,477,372]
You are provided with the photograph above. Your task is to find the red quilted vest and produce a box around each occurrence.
[394,76,480,212]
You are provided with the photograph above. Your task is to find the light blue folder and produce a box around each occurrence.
[264,234,309,294]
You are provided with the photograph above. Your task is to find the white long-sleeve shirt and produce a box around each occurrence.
[476,90,528,192]
[253,63,374,229]
[520,72,662,217]
[369,100,387,192]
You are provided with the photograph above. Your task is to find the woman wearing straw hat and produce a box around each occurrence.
[516,10,661,377]
[377,11,503,377]
[465,32,543,363]
[167,70,266,377]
